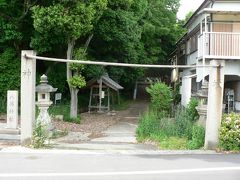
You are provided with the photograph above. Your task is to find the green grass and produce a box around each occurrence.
[157,136,188,150]
[136,106,204,150]
[49,103,81,124]
[51,129,68,139]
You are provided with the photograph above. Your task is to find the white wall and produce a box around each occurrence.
[187,51,198,65]
[224,61,240,76]
[213,1,240,10]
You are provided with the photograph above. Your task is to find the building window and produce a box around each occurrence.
[187,31,200,54]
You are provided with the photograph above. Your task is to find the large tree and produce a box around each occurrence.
[90,0,182,85]
[31,0,107,118]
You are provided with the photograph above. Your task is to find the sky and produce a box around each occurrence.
[177,0,205,20]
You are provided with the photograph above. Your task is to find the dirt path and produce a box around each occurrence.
[91,101,149,143]
[53,101,149,144]
[53,101,157,151]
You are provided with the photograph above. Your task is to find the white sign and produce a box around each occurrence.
[55,93,62,104]
[7,90,18,129]
[101,91,105,99]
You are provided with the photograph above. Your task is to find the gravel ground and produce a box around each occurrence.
[52,112,121,143]
[53,112,120,134]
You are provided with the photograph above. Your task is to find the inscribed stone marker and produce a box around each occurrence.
[7,90,18,129]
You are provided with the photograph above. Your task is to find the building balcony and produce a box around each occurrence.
[198,32,240,60]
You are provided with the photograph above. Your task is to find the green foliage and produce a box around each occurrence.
[32,121,49,149]
[187,125,205,150]
[47,63,68,94]
[137,110,161,138]
[219,113,240,151]
[31,0,107,53]
[175,99,199,138]
[146,82,172,113]
[84,65,105,79]
[0,97,6,113]
[91,0,183,85]
[172,83,181,105]
[31,3,94,41]
[0,48,20,113]
[174,107,193,138]
[68,75,86,89]
[51,129,68,139]
[137,98,202,150]
[186,98,199,122]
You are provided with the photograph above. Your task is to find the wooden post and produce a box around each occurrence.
[107,88,110,111]
[117,90,120,105]
[21,50,36,145]
[98,78,103,112]
[88,87,93,113]
[133,81,138,100]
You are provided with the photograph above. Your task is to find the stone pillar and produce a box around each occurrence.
[20,50,36,145]
[7,90,18,129]
[205,60,225,150]
[181,76,192,107]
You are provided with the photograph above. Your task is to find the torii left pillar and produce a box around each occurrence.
[21,50,36,145]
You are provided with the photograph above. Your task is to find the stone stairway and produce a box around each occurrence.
[0,123,20,143]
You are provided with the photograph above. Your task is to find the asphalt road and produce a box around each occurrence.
[0,152,239,180]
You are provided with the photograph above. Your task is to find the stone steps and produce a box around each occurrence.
[0,134,20,141]
[0,124,21,142]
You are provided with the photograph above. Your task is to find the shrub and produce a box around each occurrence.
[186,98,199,122]
[187,125,205,150]
[175,99,199,138]
[219,113,240,151]
[31,122,49,148]
[174,107,193,138]
[146,82,172,113]
[158,117,176,137]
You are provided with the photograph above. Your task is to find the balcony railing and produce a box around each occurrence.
[198,32,240,59]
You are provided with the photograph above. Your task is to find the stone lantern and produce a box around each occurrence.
[36,74,57,131]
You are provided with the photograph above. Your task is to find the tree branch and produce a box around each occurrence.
[84,34,94,54]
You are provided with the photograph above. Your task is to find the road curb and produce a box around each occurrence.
[0,146,224,155]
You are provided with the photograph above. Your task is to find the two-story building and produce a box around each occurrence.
[171,0,240,113]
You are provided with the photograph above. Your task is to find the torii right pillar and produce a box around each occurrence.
[205,60,225,150]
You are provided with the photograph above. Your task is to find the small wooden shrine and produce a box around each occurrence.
[87,74,123,113]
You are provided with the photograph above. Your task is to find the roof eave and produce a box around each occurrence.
[183,0,212,28]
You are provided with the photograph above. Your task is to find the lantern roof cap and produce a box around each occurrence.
[36,74,57,93]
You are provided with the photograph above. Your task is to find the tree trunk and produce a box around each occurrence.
[67,39,79,118]
[70,88,79,118]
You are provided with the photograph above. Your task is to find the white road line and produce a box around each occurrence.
[0,167,240,177]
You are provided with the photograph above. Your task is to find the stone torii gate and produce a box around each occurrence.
[20,50,224,150]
